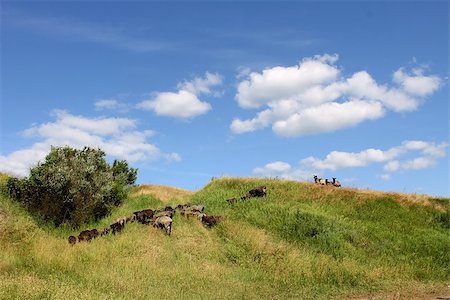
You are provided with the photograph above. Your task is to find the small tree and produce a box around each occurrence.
[7,146,137,227]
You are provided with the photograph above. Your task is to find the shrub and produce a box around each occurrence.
[6,146,137,227]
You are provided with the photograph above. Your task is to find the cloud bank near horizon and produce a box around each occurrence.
[253,140,448,181]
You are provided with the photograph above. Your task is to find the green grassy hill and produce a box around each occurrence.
[1,175,449,299]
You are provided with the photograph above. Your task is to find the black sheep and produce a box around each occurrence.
[248,186,267,197]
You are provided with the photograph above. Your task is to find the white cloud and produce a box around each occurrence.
[393,68,442,97]
[253,140,448,183]
[272,100,385,137]
[0,143,50,177]
[139,90,212,119]
[178,72,223,96]
[301,140,448,172]
[254,161,292,174]
[232,55,442,137]
[236,54,340,109]
[137,72,222,119]
[0,110,181,178]
[253,161,311,181]
[402,157,437,170]
[24,110,136,137]
[383,160,400,172]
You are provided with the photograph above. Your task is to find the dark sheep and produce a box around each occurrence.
[133,211,145,223]
[141,209,155,224]
[248,186,267,197]
[133,209,154,225]
[78,230,92,242]
[89,229,99,239]
[77,229,98,242]
[68,235,77,245]
[200,214,224,228]
[110,222,124,234]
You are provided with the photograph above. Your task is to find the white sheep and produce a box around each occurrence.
[116,217,127,227]
[153,216,172,235]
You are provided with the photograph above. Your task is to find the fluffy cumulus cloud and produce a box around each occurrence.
[253,140,448,181]
[0,110,181,177]
[231,54,442,137]
[138,72,223,119]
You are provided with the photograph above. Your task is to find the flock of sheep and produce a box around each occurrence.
[68,182,337,245]
[68,186,271,245]
[68,203,224,245]
[313,175,341,187]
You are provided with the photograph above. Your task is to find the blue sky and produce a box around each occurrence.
[1,1,449,196]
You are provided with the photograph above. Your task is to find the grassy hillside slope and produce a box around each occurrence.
[1,175,449,299]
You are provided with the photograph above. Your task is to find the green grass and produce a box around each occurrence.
[0,175,449,299]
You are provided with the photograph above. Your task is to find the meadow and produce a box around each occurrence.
[0,174,449,299]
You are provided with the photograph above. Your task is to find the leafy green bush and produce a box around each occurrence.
[6,146,137,227]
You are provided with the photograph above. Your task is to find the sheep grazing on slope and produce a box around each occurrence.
[126,215,133,223]
[68,235,77,245]
[153,216,172,235]
[199,214,224,228]
[141,209,155,222]
[133,209,154,225]
[313,175,326,185]
[89,229,99,239]
[248,186,267,197]
[78,230,92,242]
[191,204,204,213]
[110,221,124,235]
[78,229,99,242]
[116,217,127,227]
[332,177,341,187]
